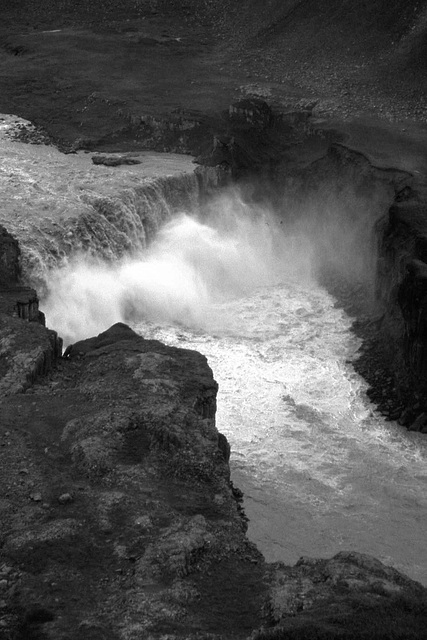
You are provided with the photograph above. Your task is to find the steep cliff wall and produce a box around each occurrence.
[273,140,427,431]
[374,182,427,426]
[0,225,62,395]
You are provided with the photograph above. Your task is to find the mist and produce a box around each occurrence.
[40,176,389,347]
[41,189,315,345]
[282,179,392,279]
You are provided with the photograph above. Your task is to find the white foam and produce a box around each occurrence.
[41,191,314,345]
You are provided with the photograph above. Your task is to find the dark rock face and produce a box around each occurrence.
[0,224,43,323]
[0,286,43,324]
[0,314,62,395]
[375,184,427,421]
[193,99,314,181]
[399,259,427,383]
[273,140,427,431]
[0,225,21,285]
[0,228,62,394]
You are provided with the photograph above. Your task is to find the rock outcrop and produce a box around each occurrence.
[194,99,313,181]
[258,551,427,640]
[0,320,267,639]
[0,226,21,286]
[374,181,427,425]
[0,225,62,395]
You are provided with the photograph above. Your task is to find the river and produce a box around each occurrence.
[40,188,427,586]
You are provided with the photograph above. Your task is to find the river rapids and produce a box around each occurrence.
[39,187,427,586]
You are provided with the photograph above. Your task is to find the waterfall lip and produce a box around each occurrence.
[0,117,198,291]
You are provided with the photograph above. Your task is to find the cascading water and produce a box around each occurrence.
[36,184,427,586]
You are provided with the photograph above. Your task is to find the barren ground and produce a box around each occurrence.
[1,1,427,167]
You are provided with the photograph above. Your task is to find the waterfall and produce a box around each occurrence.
[0,120,200,292]
[39,188,315,345]
[15,173,200,294]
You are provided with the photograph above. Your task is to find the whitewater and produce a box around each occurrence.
[40,189,427,586]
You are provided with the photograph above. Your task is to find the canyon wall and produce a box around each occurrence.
[272,140,427,430]
[375,181,427,426]
[0,225,62,396]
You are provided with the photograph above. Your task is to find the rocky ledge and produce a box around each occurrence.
[1,228,427,640]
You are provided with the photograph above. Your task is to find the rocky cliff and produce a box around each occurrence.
[374,181,427,428]
[321,149,427,433]
[0,225,62,397]
[269,134,427,433]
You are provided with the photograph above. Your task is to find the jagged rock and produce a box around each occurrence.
[376,185,427,414]
[257,551,427,639]
[0,226,48,323]
[63,322,136,358]
[0,314,62,395]
[0,225,21,286]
